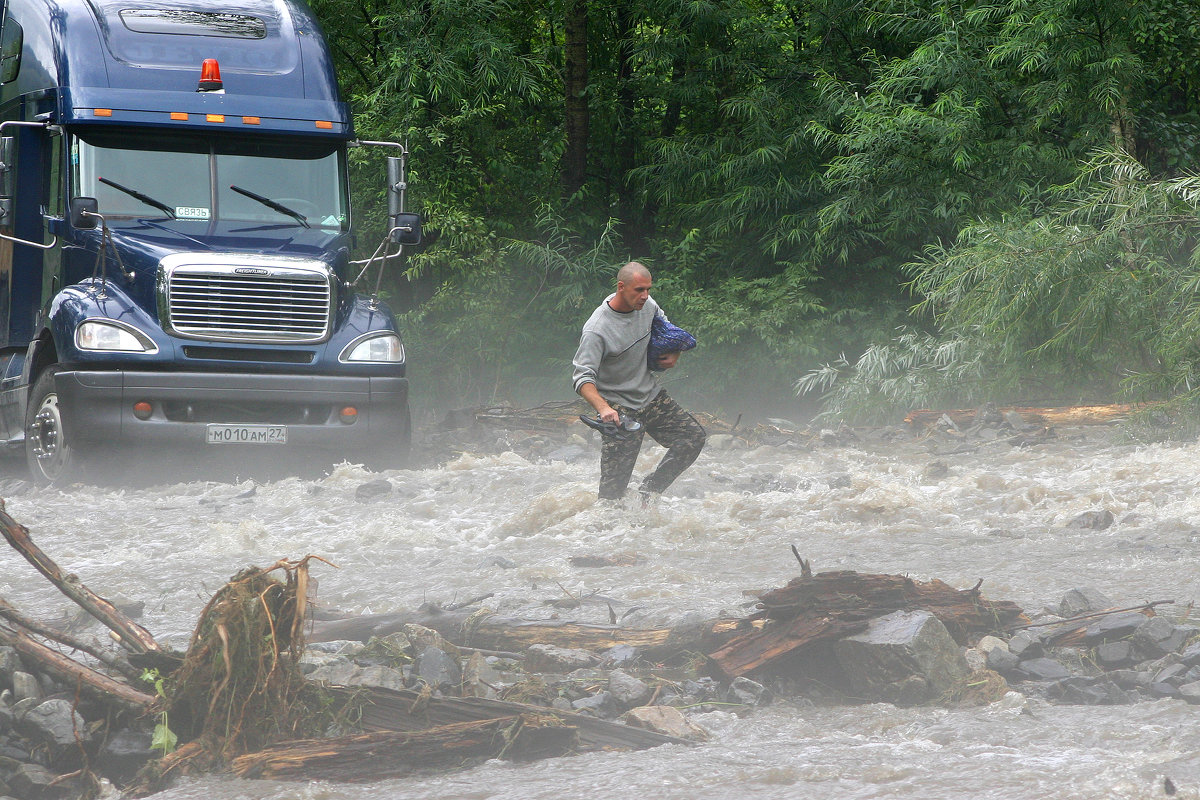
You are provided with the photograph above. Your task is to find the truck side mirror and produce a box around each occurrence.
[389,212,422,245]
[70,197,98,229]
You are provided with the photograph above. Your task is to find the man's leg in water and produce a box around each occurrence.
[636,391,706,496]
[598,405,645,500]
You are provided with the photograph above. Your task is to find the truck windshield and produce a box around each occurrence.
[71,130,348,230]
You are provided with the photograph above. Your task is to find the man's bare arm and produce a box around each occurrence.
[578,382,619,423]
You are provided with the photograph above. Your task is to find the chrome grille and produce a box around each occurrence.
[164,262,332,343]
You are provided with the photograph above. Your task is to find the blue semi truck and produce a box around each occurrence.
[0,0,421,483]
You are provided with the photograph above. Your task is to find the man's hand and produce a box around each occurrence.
[656,351,680,370]
[579,382,620,422]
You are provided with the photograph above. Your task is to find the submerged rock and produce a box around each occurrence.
[833,610,969,705]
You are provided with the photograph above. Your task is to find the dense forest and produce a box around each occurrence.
[310,0,1200,425]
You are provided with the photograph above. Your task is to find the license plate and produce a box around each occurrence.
[206,424,288,445]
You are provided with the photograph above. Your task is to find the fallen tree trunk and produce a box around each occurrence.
[0,621,155,708]
[233,714,578,781]
[904,403,1140,429]
[309,606,742,662]
[0,506,162,655]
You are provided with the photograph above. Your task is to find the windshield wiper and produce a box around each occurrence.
[229,185,310,228]
[98,176,177,219]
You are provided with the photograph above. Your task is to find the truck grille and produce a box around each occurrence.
[163,260,333,343]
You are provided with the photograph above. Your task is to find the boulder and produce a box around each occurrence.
[1015,657,1072,681]
[307,662,406,691]
[1006,629,1045,659]
[1133,617,1188,659]
[1065,510,1114,530]
[622,706,709,741]
[462,651,501,699]
[1045,676,1129,705]
[414,646,462,691]
[524,644,595,673]
[571,691,614,716]
[15,699,89,764]
[832,610,969,705]
[5,762,81,800]
[9,673,39,704]
[1084,611,1148,644]
[725,676,769,706]
[607,670,652,708]
[1096,640,1134,668]
[1057,587,1113,618]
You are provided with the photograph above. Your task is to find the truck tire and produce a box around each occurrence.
[363,405,412,471]
[25,367,86,486]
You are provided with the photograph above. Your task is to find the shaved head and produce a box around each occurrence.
[617,261,651,284]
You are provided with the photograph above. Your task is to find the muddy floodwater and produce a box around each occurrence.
[4,419,1200,799]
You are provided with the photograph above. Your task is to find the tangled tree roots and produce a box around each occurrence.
[165,557,330,760]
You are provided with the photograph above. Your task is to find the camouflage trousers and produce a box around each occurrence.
[598,390,706,500]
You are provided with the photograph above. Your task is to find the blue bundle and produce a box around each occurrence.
[647,314,697,371]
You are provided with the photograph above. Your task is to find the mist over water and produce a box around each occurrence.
[3,420,1200,799]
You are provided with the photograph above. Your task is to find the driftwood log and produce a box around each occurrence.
[904,403,1139,429]
[231,685,688,782]
[707,570,1026,679]
[233,715,577,781]
[309,606,743,663]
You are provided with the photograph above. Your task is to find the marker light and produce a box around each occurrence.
[133,402,153,421]
[197,59,224,92]
[339,406,358,425]
[94,109,112,117]
[315,120,333,129]
[339,332,404,363]
[76,320,158,353]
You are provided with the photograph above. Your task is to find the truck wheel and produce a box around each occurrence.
[25,367,84,486]
[363,405,412,471]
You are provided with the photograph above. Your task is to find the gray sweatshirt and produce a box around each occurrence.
[572,294,666,410]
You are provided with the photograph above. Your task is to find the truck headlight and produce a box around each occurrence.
[340,332,404,363]
[76,320,159,353]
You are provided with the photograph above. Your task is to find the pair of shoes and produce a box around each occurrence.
[579,413,644,441]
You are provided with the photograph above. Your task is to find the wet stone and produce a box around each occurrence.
[1085,611,1148,643]
[726,676,769,707]
[1180,641,1200,667]
[622,706,710,742]
[833,610,969,705]
[1007,629,1045,659]
[1045,676,1129,705]
[99,728,156,783]
[1109,669,1153,690]
[6,762,80,800]
[462,651,501,699]
[1066,510,1114,530]
[1153,663,1189,686]
[600,644,639,667]
[1096,640,1134,668]
[525,644,595,673]
[1133,617,1188,659]
[0,649,19,685]
[307,662,406,691]
[1178,681,1200,704]
[1150,681,1180,699]
[607,670,652,708]
[571,691,614,716]
[9,673,39,705]
[1057,587,1113,618]
[1015,657,1072,681]
[16,699,89,756]
[354,479,393,502]
[415,646,462,691]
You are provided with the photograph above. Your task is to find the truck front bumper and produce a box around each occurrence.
[54,370,409,450]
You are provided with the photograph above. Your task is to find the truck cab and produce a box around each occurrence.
[0,0,417,483]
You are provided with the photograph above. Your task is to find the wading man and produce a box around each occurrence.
[572,262,706,502]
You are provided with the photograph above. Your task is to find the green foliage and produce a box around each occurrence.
[803,147,1200,420]
[308,0,1200,419]
[140,668,177,756]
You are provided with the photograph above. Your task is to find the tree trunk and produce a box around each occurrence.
[562,0,589,195]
